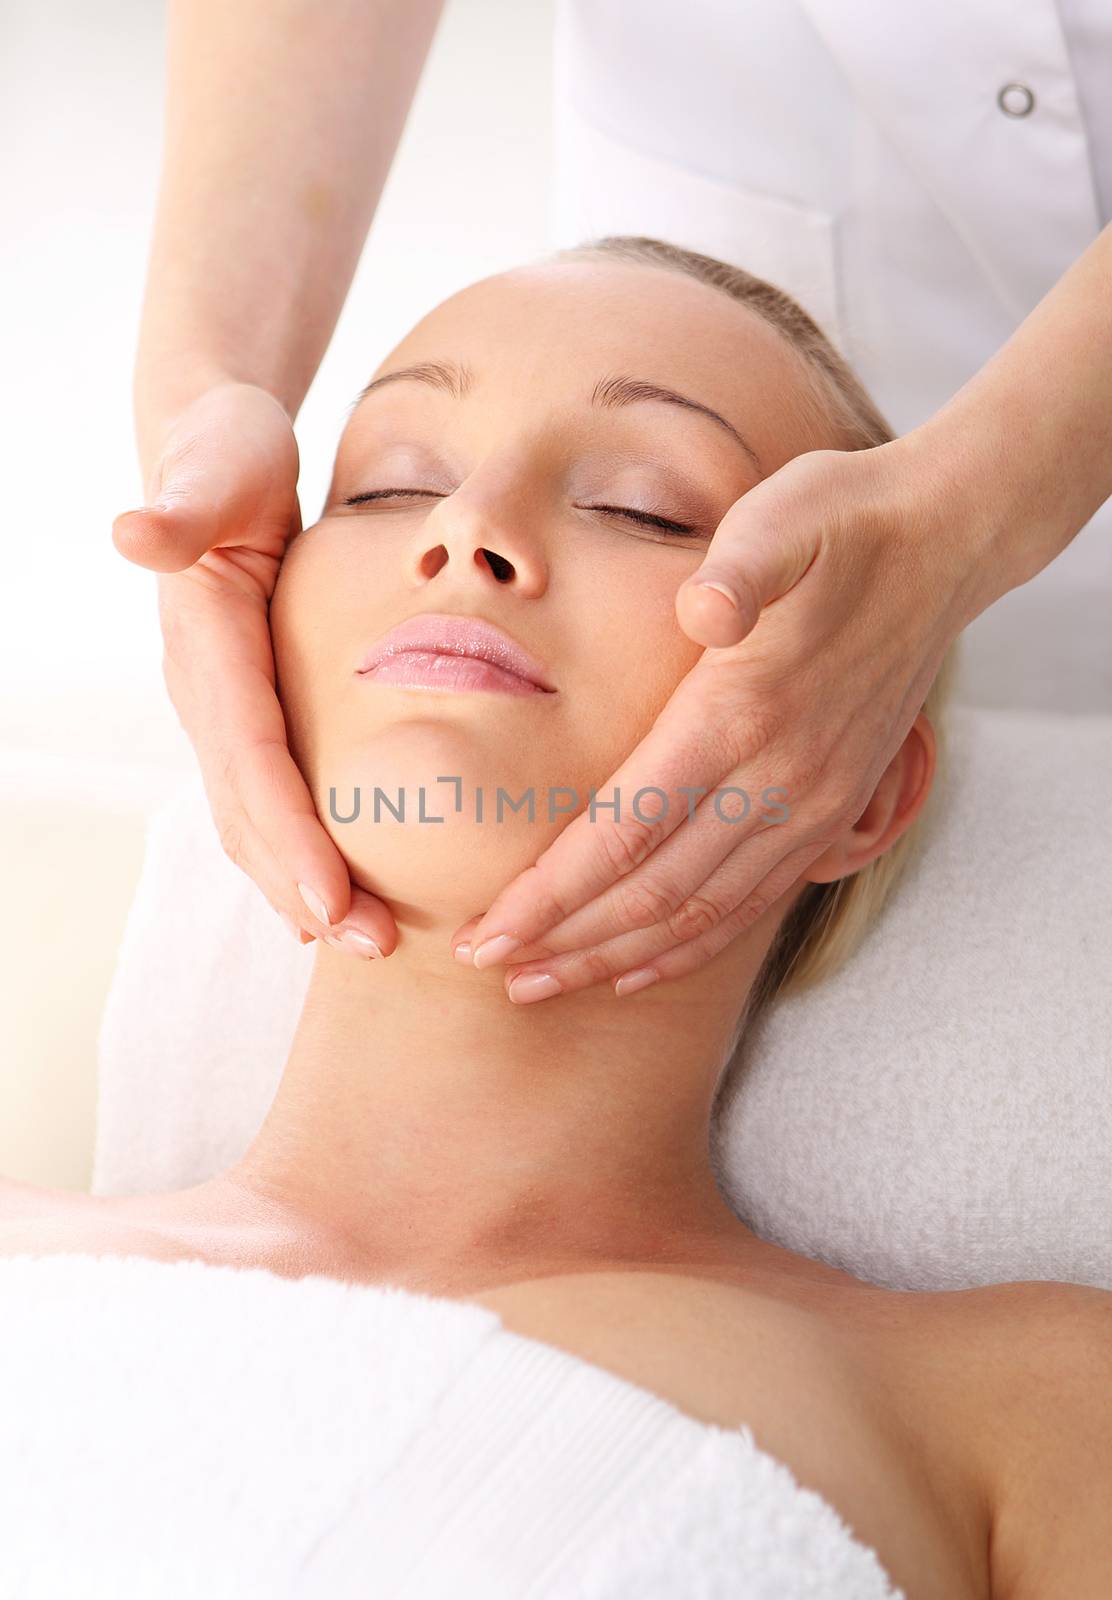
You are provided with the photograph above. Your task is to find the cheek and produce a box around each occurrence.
[270,540,360,780]
[572,563,705,772]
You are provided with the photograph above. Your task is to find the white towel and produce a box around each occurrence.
[94,706,1112,1290]
[0,1252,903,1600]
[711,705,1112,1291]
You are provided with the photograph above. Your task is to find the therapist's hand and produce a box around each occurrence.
[112,381,397,959]
[450,442,976,1001]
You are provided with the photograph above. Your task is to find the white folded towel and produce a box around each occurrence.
[0,1252,903,1600]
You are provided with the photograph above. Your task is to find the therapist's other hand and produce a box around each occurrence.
[111,381,398,959]
[451,444,970,1001]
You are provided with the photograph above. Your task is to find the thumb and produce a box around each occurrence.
[112,497,231,573]
[112,384,298,574]
[675,461,827,648]
[112,428,252,572]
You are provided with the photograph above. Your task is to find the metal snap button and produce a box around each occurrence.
[997,81,1035,117]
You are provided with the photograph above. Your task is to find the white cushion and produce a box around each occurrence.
[95,707,1112,1290]
[712,706,1112,1289]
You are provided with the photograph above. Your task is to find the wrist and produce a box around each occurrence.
[880,412,1029,632]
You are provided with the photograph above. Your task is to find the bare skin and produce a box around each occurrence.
[10,258,1110,1598]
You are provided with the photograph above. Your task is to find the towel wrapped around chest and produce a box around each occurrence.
[0,1251,903,1600]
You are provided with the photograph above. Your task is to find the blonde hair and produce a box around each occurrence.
[544,234,960,1052]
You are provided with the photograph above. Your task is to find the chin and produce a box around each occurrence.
[308,727,568,923]
[327,815,556,927]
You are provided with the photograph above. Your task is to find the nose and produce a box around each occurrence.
[403,477,549,597]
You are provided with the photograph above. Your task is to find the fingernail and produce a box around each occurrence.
[695,578,739,609]
[507,972,562,1004]
[297,881,332,926]
[325,928,382,959]
[472,934,521,970]
[453,941,473,965]
[614,967,659,997]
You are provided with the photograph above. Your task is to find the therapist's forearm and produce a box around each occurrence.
[899,222,1112,628]
[134,0,445,481]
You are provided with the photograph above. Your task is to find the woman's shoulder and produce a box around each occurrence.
[928,1278,1112,1600]
[466,1265,992,1600]
[468,1266,1112,1599]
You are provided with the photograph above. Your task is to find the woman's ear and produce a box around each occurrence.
[803,712,937,885]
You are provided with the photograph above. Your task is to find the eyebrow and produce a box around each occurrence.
[353,359,764,478]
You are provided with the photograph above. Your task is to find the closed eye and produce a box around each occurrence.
[342,488,702,537]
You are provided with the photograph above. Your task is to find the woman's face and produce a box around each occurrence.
[271,258,836,923]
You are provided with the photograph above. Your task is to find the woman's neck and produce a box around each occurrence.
[225,919,774,1285]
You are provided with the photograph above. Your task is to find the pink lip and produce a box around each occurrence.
[357,613,556,696]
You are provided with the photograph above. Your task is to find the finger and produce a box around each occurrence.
[477,772,784,963]
[325,885,396,960]
[113,483,293,574]
[113,504,229,574]
[161,597,397,955]
[449,918,565,971]
[450,922,581,967]
[499,837,827,1003]
[208,799,316,942]
[206,775,396,959]
[448,914,483,963]
[675,466,824,648]
[610,838,831,990]
[466,688,741,968]
[228,695,398,953]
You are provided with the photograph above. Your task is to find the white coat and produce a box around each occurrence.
[547,0,1112,712]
